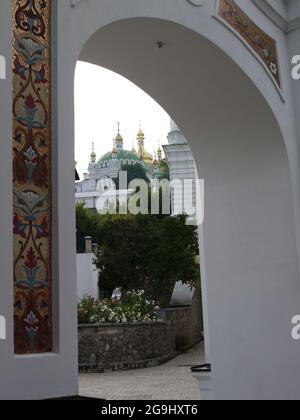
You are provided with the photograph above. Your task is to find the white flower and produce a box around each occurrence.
[15,34,46,65]
[24,146,37,162]
[14,190,48,218]
[22,38,40,57]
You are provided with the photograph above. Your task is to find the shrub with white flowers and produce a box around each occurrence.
[78,290,160,324]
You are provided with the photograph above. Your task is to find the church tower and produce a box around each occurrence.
[157,141,162,164]
[163,119,197,218]
[137,123,145,151]
[90,142,96,165]
[167,120,188,145]
[136,123,153,165]
[113,122,124,151]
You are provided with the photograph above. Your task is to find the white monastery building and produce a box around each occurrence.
[75,124,165,209]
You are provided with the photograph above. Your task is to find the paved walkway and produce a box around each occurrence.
[79,343,204,400]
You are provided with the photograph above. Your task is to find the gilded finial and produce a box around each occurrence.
[90,142,96,162]
[137,121,145,141]
[114,122,123,150]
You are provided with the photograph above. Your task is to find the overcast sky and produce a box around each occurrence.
[75,62,171,177]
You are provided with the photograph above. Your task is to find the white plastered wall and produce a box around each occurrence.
[0,0,300,400]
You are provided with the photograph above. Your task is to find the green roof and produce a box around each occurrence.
[98,150,140,164]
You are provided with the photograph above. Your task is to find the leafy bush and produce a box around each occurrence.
[78,290,160,324]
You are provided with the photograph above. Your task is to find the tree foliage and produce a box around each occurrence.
[113,163,149,189]
[76,203,102,252]
[157,160,170,181]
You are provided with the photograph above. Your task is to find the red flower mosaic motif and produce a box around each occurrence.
[13,0,52,354]
[25,247,37,271]
[24,94,36,110]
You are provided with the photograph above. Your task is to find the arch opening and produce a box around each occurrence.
[74,59,204,399]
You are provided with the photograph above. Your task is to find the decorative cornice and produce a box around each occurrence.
[253,0,287,30]
[253,0,300,33]
[69,0,300,32]
[71,0,209,7]
[287,16,300,33]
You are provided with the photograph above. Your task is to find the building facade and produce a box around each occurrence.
[164,120,198,218]
[75,125,164,209]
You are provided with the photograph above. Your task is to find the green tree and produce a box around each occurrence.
[113,163,149,189]
[76,203,103,252]
[94,213,199,305]
[94,214,151,297]
[76,204,200,305]
[148,214,200,304]
[157,160,170,181]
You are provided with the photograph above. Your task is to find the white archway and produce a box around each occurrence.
[75,17,299,400]
[2,0,300,400]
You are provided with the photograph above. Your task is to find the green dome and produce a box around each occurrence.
[97,150,140,164]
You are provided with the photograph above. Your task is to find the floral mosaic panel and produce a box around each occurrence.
[219,0,281,88]
[12,0,52,354]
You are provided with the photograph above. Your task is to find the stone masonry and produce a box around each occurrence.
[78,322,176,373]
[78,293,203,373]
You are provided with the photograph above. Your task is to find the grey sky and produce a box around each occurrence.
[75,62,171,177]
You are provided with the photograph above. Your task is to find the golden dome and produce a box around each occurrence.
[139,148,153,165]
[137,128,145,140]
[136,123,153,164]
[115,122,123,144]
[115,132,123,142]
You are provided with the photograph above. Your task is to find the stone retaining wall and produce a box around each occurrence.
[78,322,176,373]
[78,290,203,373]
[165,287,203,348]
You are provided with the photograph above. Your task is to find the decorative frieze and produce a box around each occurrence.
[71,0,208,7]
[12,0,53,354]
[219,0,281,88]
